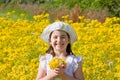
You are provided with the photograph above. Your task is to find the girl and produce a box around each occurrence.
[36,22,84,80]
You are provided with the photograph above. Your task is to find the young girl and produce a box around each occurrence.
[36,22,84,80]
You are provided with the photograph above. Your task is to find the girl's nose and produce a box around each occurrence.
[57,37,61,42]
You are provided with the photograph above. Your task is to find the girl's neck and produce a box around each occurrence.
[54,51,67,58]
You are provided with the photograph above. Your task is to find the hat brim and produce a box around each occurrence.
[41,22,77,43]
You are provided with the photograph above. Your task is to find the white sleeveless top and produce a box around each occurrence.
[39,54,82,77]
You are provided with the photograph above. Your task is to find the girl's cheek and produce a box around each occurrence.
[63,39,66,41]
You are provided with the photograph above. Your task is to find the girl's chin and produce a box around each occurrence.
[56,47,64,51]
[56,48,63,50]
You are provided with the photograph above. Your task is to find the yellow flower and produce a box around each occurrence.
[49,57,67,69]
[20,13,25,17]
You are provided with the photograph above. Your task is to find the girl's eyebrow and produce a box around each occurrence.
[61,34,66,36]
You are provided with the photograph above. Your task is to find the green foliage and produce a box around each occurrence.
[107,0,120,17]
[51,0,120,17]
[90,0,120,17]
[1,0,120,17]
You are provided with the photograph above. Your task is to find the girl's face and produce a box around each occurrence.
[49,30,70,52]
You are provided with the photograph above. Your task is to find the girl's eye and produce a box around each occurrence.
[61,35,66,38]
[61,36,65,38]
[53,36,57,39]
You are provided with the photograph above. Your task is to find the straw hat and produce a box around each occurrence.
[41,22,77,43]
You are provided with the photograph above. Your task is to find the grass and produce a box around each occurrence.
[0,6,34,21]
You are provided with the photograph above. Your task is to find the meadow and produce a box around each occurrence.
[0,10,120,80]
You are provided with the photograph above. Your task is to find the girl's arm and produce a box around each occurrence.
[36,64,59,80]
[74,61,84,80]
[36,65,47,80]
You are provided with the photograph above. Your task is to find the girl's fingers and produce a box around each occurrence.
[54,68,60,74]
[55,68,60,71]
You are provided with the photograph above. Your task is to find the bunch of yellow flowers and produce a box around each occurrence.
[49,57,67,69]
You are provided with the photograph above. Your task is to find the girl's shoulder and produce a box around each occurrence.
[39,54,52,62]
[67,54,82,63]
[39,54,52,69]
[65,54,83,74]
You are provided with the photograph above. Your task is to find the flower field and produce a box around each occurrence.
[0,11,120,80]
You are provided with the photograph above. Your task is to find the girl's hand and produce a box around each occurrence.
[47,68,60,79]
[57,66,66,77]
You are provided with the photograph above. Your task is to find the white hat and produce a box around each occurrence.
[41,22,77,43]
